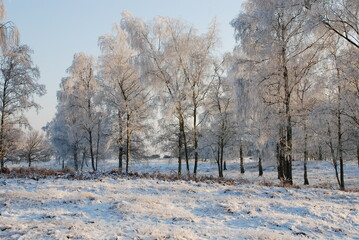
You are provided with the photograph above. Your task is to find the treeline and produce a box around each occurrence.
[0,1,357,190]
[46,0,358,190]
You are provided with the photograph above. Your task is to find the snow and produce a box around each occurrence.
[0,176,358,239]
[12,157,359,190]
[1,159,358,239]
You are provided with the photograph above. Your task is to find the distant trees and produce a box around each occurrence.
[19,130,52,167]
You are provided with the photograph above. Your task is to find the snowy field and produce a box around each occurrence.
[1,159,358,239]
[8,157,359,190]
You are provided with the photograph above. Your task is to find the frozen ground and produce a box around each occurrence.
[0,177,358,240]
[9,157,359,190]
[1,159,358,239]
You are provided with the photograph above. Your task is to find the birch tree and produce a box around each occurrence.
[0,45,45,169]
[98,26,151,173]
[66,53,100,171]
[231,0,323,184]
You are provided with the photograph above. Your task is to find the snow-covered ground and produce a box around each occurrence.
[0,177,358,239]
[10,157,359,190]
[1,159,358,239]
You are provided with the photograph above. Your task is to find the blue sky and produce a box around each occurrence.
[5,0,244,130]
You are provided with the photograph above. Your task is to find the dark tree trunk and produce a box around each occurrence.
[179,116,190,176]
[282,42,293,185]
[224,161,227,171]
[304,122,309,185]
[240,143,245,174]
[219,140,224,178]
[357,145,359,167]
[217,147,222,178]
[74,150,78,171]
[337,87,344,190]
[126,113,131,174]
[0,81,7,170]
[95,119,101,170]
[178,128,182,176]
[118,110,123,173]
[118,146,123,173]
[193,105,199,176]
[81,151,86,171]
[89,130,96,171]
[258,156,263,176]
[318,145,323,161]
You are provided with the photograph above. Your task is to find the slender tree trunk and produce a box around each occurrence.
[216,145,221,178]
[118,110,123,173]
[81,151,86,170]
[224,161,227,171]
[318,145,323,161]
[28,155,31,167]
[258,156,263,176]
[327,124,341,188]
[0,81,7,170]
[282,42,293,184]
[304,121,309,185]
[240,142,245,174]
[193,105,199,176]
[219,140,224,178]
[337,85,344,190]
[89,131,96,171]
[95,119,101,169]
[73,149,78,171]
[0,109,6,170]
[357,144,359,167]
[126,113,131,174]
[119,146,123,173]
[278,128,285,181]
[179,116,190,175]
[178,128,182,176]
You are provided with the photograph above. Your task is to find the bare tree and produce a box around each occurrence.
[19,130,52,167]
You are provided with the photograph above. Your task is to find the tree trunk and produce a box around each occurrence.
[95,119,101,170]
[119,146,123,173]
[126,113,131,174]
[327,124,341,188]
[81,151,86,170]
[216,146,222,178]
[224,161,227,171]
[178,129,182,176]
[357,144,359,167]
[337,85,344,190]
[0,81,7,170]
[118,110,123,173]
[89,130,96,171]
[74,150,78,171]
[0,108,6,170]
[28,155,31,167]
[179,116,190,176]
[258,155,263,176]
[282,42,293,185]
[240,142,245,174]
[219,140,224,178]
[304,122,309,185]
[318,145,323,161]
[193,105,199,176]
